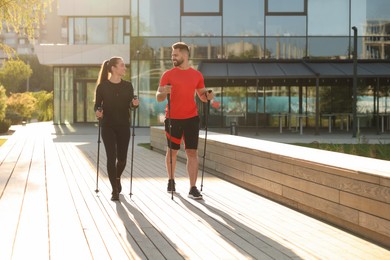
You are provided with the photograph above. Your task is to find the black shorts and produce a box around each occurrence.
[164,116,200,150]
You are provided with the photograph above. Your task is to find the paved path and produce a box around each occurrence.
[0,122,389,259]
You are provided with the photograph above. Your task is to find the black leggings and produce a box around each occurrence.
[101,126,130,192]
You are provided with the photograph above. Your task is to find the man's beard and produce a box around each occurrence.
[173,59,183,67]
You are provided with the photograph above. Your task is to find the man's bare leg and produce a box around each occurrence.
[185,149,198,187]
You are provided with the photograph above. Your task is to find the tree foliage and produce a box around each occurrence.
[18,54,53,92]
[0,85,7,121]
[6,92,36,121]
[0,0,52,54]
[0,59,33,94]
[32,91,53,121]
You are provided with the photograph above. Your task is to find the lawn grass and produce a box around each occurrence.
[294,143,390,161]
[0,139,6,147]
[138,143,151,149]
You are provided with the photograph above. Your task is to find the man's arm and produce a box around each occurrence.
[156,85,169,102]
[197,88,214,103]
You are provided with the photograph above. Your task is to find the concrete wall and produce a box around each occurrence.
[150,126,390,248]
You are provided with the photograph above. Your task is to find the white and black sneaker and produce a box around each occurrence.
[167,179,176,193]
[188,186,203,200]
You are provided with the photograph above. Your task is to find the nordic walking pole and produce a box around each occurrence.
[95,107,102,193]
[167,90,174,200]
[129,95,138,198]
[130,50,140,197]
[201,90,212,191]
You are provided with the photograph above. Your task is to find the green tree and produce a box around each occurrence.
[0,85,6,120]
[0,0,52,55]
[0,59,33,94]
[18,54,53,92]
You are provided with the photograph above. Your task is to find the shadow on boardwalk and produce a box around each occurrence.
[0,122,389,259]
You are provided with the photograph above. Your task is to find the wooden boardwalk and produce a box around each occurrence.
[0,122,389,260]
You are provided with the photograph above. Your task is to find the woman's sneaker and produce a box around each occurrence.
[188,186,203,200]
[167,179,176,193]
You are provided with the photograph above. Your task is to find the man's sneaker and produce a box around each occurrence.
[188,186,203,200]
[167,179,176,193]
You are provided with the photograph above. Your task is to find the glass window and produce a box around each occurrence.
[87,18,112,44]
[53,68,61,124]
[68,18,74,44]
[74,18,86,44]
[366,0,390,20]
[223,0,264,36]
[308,0,349,36]
[181,37,222,59]
[308,37,350,58]
[70,17,126,44]
[351,0,367,34]
[138,0,180,36]
[130,0,138,36]
[224,37,265,59]
[266,16,306,36]
[182,16,222,36]
[113,18,124,44]
[182,0,221,14]
[266,0,306,14]
[131,37,179,60]
[266,37,306,59]
[125,17,130,35]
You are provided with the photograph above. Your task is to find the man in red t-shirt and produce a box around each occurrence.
[156,42,214,200]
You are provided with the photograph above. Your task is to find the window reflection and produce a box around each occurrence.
[182,38,222,59]
[74,18,86,44]
[267,0,305,13]
[308,37,350,58]
[366,0,390,20]
[87,18,112,44]
[182,0,220,13]
[69,17,126,44]
[223,0,264,36]
[113,18,124,44]
[308,0,349,36]
[182,16,222,36]
[266,16,306,36]
[266,37,306,59]
[138,0,180,36]
[224,37,265,59]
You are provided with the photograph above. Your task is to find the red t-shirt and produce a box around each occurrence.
[160,67,205,119]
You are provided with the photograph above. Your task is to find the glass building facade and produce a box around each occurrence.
[46,0,390,130]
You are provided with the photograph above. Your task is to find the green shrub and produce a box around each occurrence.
[32,91,53,121]
[6,92,36,124]
[0,86,6,121]
[0,119,11,133]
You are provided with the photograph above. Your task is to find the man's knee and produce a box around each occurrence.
[185,149,198,158]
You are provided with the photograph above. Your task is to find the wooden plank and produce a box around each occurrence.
[0,130,28,196]
[57,143,145,259]
[11,135,49,260]
[0,132,33,259]
[2,123,390,260]
[45,137,92,260]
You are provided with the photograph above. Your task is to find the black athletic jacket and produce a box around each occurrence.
[94,79,135,127]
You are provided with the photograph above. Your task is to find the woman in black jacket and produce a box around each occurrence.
[94,56,139,201]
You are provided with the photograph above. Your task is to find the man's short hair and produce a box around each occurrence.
[172,42,190,54]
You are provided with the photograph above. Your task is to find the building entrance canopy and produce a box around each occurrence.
[198,59,390,135]
[198,59,390,86]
